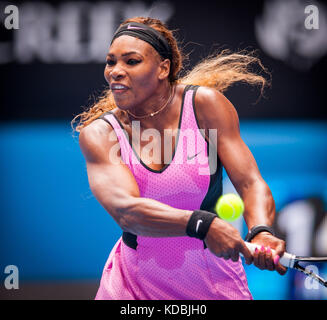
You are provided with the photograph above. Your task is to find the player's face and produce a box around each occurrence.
[105,35,163,110]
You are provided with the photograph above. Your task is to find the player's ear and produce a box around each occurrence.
[158,58,171,80]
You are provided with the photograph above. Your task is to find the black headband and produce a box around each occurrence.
[111,22,172,61]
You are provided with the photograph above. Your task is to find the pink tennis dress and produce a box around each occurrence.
[95,85,252,300]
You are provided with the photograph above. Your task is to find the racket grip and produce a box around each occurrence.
[244,242,295,268]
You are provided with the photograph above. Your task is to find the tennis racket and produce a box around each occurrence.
[245,242,327,288]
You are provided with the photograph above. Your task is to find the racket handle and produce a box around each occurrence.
[244,242,295,268]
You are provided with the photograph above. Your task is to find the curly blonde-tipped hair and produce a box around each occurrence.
[71,17,270,132]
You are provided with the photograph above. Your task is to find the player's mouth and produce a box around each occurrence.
[111,83,129,93]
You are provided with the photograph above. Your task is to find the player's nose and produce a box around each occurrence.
[110,63,126,80]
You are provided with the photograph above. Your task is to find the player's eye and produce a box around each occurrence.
[127,59,141,66]
[106,59,116,66]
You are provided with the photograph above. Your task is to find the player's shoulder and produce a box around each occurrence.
[79,116,117,163]
[79,116,113,146]
[194,86,232,108]
[193,86,238,128]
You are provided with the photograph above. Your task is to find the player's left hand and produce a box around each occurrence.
[251,232,288,275]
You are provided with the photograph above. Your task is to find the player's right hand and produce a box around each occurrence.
[204,218,253,265]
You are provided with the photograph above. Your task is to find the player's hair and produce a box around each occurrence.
[71,17,270,132]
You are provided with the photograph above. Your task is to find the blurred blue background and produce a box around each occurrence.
[1,0,327,299]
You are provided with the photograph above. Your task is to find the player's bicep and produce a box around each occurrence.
[86,160,140,210]
[79,120,140,222]
[215,105,263,191]
[218,134,262,191]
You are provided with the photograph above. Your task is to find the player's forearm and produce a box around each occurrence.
[241,179,275,229]
[113,196,193,237]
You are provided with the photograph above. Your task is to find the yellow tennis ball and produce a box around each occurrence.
[215,193,244,222]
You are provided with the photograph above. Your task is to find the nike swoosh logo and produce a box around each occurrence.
[127,24,145,30]
[196,220,203,233]
[187,151,201,161]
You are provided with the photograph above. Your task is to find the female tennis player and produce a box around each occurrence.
[73,17,287,300]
